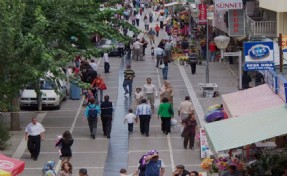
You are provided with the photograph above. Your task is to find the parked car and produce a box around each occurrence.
[96,39,120,56]
[20,78,67,109]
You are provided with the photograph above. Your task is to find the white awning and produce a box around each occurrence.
[222,84,284,118]
[204,105,287,152]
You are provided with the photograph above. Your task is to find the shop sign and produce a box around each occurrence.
[198,4,207,25]
[244,41,274,70]
[282,35,287,53]
[277,75,287,104]
[200,128,212,158]
[228,9,245,36]
[214,0,243,11]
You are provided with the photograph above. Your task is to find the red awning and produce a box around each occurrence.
[0,154,25,176]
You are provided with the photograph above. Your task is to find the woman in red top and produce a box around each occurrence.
[155,24,160,37]
[91,74,106,103]
[209,41,217,62]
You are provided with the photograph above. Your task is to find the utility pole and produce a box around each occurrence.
[279,33,283,73]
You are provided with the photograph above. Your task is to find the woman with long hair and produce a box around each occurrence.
[58,161,72,176]
[55,131,74,163]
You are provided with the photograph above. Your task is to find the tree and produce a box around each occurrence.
[0,0,139,130]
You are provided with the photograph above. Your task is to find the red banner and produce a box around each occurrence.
[198,4,207,25]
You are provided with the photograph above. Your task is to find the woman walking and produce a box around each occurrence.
[160,80,174,104]
[91,74,107,103]
[182,112,197,149]
[158,97,174,135]
[58,161,73,176]
[55,131,74,163]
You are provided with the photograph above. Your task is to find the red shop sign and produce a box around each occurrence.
[198,4,207,25]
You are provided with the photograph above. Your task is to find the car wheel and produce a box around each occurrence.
[55,104,61,110]
[63,95,67,101]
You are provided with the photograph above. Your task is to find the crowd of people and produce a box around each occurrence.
[22,0,227,175]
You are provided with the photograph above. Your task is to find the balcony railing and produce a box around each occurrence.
[246,15,277,37]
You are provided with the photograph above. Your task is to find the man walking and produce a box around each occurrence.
[144,150,166,176]
[132,39,143,61]
[178,96,194,121]
[25,117,45,161]
[85,98,100,139]
[155,46,165,68]
[143,78,158,113]
[188,50,198,74]
[100,95,113,138]
[148,27,156,45]
[136,99,152,137]
[164,39,173,62]
[123,65,135,96]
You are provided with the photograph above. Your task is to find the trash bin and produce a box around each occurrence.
[203,87,215,98]
[70,83,81,100]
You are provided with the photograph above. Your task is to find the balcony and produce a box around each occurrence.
[246,15,277,38]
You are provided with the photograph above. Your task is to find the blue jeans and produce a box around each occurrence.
[210,51,216,62]
[162,66,168,80]
[123,79,133,94]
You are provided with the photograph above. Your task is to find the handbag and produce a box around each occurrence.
[99,83,107,90]
[159,64,165,69]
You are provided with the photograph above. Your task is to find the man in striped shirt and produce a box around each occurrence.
[123,65,135,96]
[136,99,152,137]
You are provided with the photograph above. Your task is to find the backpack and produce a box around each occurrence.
[42,161,56,176]
[88,105,98,119]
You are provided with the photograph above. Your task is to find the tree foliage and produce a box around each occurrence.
[0,0,139,111]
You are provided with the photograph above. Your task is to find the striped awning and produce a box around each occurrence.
[204,105,287,152]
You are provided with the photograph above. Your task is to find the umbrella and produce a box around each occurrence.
[205,110,224,123]
[0,154,25,176]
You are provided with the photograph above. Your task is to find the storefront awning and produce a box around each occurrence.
[204,105,287,152]
[222,84,284,117]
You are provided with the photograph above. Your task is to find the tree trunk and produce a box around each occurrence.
[36,79,42,111]
[10,97,20,131]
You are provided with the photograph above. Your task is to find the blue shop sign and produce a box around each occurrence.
[244,41,274,71]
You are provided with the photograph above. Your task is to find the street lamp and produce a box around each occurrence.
[214,35,230,62]
[214,35,243,90]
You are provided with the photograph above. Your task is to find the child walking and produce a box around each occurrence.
[151,46,155,59]
[124,109,137,134]
[133,88,144,110]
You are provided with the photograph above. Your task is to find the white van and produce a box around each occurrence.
[20,78,67,109]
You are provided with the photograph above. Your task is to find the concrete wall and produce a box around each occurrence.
[277,12,287,35]
[259,0,287,13]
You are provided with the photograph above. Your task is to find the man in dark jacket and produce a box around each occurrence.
[172,165,190,176]
[100,95,113,138]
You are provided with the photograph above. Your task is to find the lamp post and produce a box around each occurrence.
[214,35,230,62]
[214,35,243,90]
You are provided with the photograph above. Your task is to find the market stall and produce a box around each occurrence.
[0,154,25,176]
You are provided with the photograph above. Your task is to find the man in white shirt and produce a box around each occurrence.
[24,117,45,161]
[89,59,97,71]
[136,99,152,136]
[143,78,158,113]
[132,39,143,61]
[178,96,194,121]
[155,47,165,67]
[103,52,110,73]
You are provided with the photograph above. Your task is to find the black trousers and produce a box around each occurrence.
[118,48,124,57]
[128,123,134,132]
[183,133,195,148]
[160,21,163,29]
[139,115,151,135]
[104,62,110,73]
[161,117,171,134]
[190,63,196,74]
[27,135,41,159]
[136,19,140,26]
[88,117,98,135]
[101,115,113,137]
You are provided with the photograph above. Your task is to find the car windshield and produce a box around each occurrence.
[99,39,117,45]
[26,81,55,90]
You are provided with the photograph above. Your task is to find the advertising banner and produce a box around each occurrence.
[198,4,207,25]
[228,9,245,36]
[244,41,274,70]
[214,0,243,11]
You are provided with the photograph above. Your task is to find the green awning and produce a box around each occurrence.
[204,105,287,152]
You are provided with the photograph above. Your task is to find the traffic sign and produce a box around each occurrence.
[224,52,239,56]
